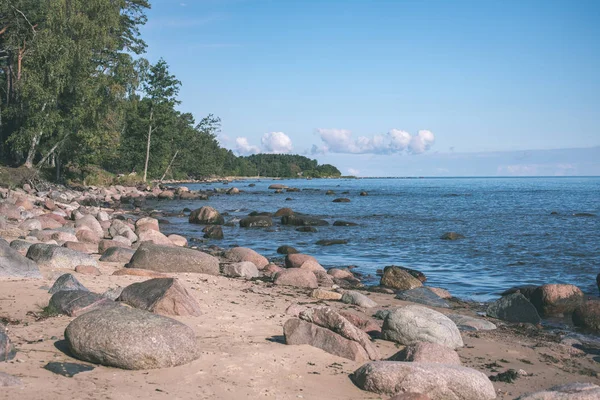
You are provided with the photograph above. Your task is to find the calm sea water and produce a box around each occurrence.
[152,177,600,302]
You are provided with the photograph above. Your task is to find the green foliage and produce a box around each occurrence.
[0,0,341,183]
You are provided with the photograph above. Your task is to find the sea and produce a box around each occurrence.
[150,177,600,302]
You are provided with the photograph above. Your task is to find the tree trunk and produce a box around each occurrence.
[24,103,47,168]
[36,131,71,169]
[143,107,153,182]
[160,150,179,182]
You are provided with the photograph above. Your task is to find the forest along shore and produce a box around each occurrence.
[1,180,600,400]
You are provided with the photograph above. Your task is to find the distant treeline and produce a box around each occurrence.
[0,1,340,182]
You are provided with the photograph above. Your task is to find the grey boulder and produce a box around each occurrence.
[65,306,199,370]
[117,278,202,316]
[395,287,450,308]
[222,262,259,279]
[486,293,541,324]
[127,243,219,275]
[48,273,89,294]
[26,243,97,269]
[0,239,41,278]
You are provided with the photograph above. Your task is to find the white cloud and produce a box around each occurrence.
[235,137,260,155]
[314,128,435,155]
[348,168,360,176]
[261,132,293,153]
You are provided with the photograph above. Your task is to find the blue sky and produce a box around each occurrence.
[141,0,600,176]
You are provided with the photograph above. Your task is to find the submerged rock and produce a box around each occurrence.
[316,239,348,246]
[333,220,358,226]
[65,306,199,370]
[440,232,465,240]
[239,216,273,228]
[296,226,318,233]
[282,215,329,226]
[203,225,224,239]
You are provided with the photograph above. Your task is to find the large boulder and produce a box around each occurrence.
[47,290,116,317]
[274,207,294,217]
[128,243,219,275]
[99,247,135,263]
[0,203,21,221]
[75,214,103,238]
[486,293,541,324]
[273,269,318,289]
[26,243,97,270]
[65,306,199,370]
[381,266,424,290]
[222,262,259,279]
[388,342,461,365]
[168,234,187,247]
[118,278,201,317]
[285,253,318,268]
[135,217,159,234]
[108,220,137,243]
[0,239,42,278]
[48,273,89,294]
[189,206,224,225]
[224,247,268,269]
[529,284,584,317]
[395,287,450,308]
[239,216,273,228]
[298,307,379,360]
[351,361,497,399]
[75,229,101,244]
[341,291,378,308]
[516,383,600,400]
[137,229,173,246]
[382,305,464,349]
[572,300,600,332]
[98,239,129,254]
[284,319,369,362]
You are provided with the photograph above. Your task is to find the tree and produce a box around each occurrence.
[141,58,180,181]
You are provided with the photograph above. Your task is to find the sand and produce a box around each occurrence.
[0,257,599,400]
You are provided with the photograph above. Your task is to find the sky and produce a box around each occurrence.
[140,0,600,176]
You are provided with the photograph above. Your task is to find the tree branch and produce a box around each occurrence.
[11,6,36,35]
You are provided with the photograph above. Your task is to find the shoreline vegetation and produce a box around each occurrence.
[1,176,599,399]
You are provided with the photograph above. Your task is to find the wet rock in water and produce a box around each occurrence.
[268,184,287,190]
[447,314,497,331]
[44,362,94,377]
[296,226,318,233]
[529,284,584,317]
[273,269,318,289]
[47,290,117,317]
[360,191,368,196]
[381,266,423,290]
[316,239,348,246]
[286,187,301,192]
[282,214,329,226]
[248,183,256,187]
[440,232,465,240]
[388,342,461,365]
[572,300,600,332]
[226,187,240,195]
[158,190,175,200]
[277,245,298,255]
[516,382,600,399]
[224,247,269,269]
[486,293,541,324]
[222,261,260,279]
[311,288,343,300]
[501,285,538,300]
[239,215,273,228]
[395,287,450,308]
[387,265,427,282]
[0,372,21,387]
[203,225,224,239]
[188,206,224,225]
[48,273,89,294]
[118,278,201,316]
[274,207,294,217]
[65,306,199,370]
[342,291,378,308]
[26,243,97,269]
[325,190,335,195]
[332,198,351,203]
[0,239,42,278]
[333,220,358,226]
[285,253,318,268]
[99,247,135,263]
[350,361,497,399]
[573,212,596,217]
[129,243,219,274]
[382,305,464,349]
[0,331,16,361]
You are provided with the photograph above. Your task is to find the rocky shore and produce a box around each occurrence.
[1,181,599,399]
